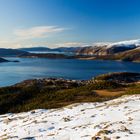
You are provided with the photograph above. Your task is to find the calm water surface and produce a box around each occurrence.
[0,57,140,87]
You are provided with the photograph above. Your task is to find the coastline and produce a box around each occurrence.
[0,72,139,114]
[16,52,140,63]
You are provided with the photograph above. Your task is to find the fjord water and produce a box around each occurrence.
[0,57,140,87]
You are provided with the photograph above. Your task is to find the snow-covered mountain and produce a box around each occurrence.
[107,39,140,48]
[0,95,140,140]
[76,39,140,55]
[18,39,140,56]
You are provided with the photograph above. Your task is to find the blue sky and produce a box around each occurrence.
[0,0,140,48]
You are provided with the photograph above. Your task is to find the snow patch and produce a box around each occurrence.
[107,39,140,48]
[0,95,140,140]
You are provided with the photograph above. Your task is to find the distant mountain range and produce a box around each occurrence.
[0,39,140,62]
[76,39,140,55]
[0,48,28,57]
[0,48,29,63]
[19,46,81,53]
[18,39,140,62]
[19,39,140,55]
[75,39,140,62]
[19,47,52,52]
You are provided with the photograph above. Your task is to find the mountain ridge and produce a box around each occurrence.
[0,48,28,57]
[76,39,140,55]
[19,46,82,53]
[19,39,140,56]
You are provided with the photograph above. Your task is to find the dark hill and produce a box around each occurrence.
[19,46,81,53]
[0,57,9,62]
[19,47,51,52]
[0,48,28,57]
[114,48,140,62]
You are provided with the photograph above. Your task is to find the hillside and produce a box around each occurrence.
[0,72,139,114]
[76,40,140,56]
[88,48,140,62]
[0,48,28,57]
[74,40,140,62]
[0,95,139,140]
[0,72,139,139]
[114,47,140,62]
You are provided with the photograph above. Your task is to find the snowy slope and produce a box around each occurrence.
[0,95,140,140]
[92,39,140,48]
[107,39,140,48]
[76,39,140,55]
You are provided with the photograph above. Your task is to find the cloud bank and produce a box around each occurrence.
[55,42,88,48]
[14,26,66,40]
[0,25,69,48]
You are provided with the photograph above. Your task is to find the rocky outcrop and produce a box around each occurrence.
[14,78,83,89]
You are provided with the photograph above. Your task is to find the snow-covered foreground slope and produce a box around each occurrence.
[0,95,140,140]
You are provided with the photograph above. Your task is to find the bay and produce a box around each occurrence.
[0,57,140,87]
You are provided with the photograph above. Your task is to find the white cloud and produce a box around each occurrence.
[0,25,68,48]
[0,39,22,48]
[55,42,89,48]
[14,26,66,40]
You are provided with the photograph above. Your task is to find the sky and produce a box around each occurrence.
[0,0,140,48]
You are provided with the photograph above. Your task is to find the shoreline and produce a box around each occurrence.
[16,52,140,63]
[0,72,139,114]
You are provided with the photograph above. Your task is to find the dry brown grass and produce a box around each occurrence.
[95,89,124,97]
